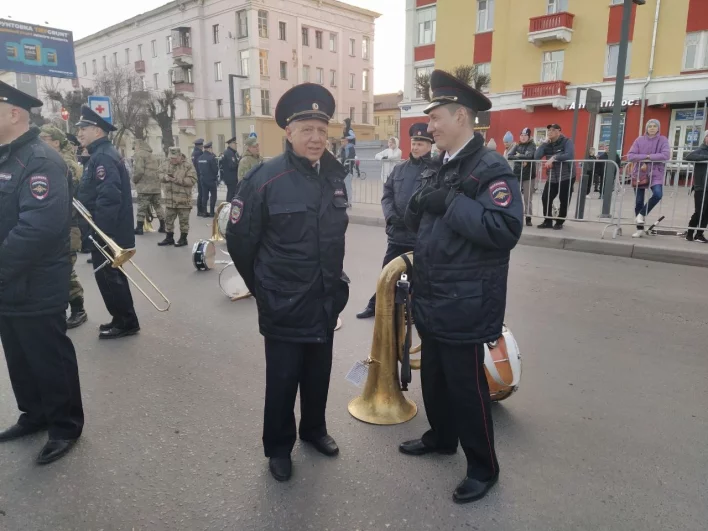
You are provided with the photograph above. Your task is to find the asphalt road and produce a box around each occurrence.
[0,214,706,531]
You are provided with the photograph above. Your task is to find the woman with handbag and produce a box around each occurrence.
[627,119,671,238]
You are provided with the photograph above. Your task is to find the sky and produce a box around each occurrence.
[4,0,405,94]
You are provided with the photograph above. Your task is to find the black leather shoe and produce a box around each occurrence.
[99,321,116,332]
[553,223,564,230]
[99,326,140,339]
[0,423,46,442]
[399,439,456,456]
[453,473,498,504]
[301,434,339,456]
[269,457,292,482]
[525,217,532,227]
[66,309,87,329]
[356,306,375,319]
[36,439,78,465]
[537,221,553,229]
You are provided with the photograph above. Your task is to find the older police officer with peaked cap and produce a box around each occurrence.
[0,81,84,464]
[76,104,140,339]
[401,70,523,503]
[226,83,349,483]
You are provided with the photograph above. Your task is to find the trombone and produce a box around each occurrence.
[73,198,171,312]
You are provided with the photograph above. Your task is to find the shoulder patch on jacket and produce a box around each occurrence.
[489,180,512,208]
[95,165,106,180]
[230,198,244,223]
[29,175,49,200]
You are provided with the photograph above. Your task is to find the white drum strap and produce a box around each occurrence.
[483,336,521,388]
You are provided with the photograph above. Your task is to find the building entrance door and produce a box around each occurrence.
[669,108,706,160]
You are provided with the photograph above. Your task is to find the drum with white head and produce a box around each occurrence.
[483,325,521,402]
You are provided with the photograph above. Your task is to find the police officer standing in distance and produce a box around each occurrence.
[76,105,140,339]
[357,123,435,319]
[0,81,84,464]
[221,137,240,202]
[226,83,349,482]
[198,141,219,217]
[191,138,206,216]
[400,70,523,503]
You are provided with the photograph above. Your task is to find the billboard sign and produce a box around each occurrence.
[0,19,77,79]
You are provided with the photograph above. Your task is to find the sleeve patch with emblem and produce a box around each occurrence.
[96,165,106,180]
[29,175,49,200]
[489,180,512,208]
[230,198,244,224]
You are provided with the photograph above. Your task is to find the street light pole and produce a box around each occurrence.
[229,74,248,140]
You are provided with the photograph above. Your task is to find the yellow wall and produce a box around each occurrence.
[374,109,401,140]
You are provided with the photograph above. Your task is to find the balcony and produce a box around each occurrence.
[134,60,145,73]
[172,47,193,66]
[521,80,570,111]
[178,118,196,135]
[528,12,574,46]
[173,81,194,94]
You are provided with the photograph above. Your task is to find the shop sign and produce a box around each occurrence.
[568,99,639,110]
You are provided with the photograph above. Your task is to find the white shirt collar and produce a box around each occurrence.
[313,161,320,174]
[443,135,476,165]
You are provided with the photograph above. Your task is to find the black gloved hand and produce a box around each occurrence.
[387,215,404,227]
[408,185,434,213]
[420,187,450,215]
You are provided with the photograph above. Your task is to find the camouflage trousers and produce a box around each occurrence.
[69,252,84,304]
[137,193,164,222]
[165,207,191,234]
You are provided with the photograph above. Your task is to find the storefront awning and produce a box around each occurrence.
[647,90,708,107]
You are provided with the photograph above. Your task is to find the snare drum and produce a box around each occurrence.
[483,325,521,402]
[218,262,251,300]
[192,239,216,271]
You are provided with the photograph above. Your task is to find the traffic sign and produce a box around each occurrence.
[87,95,112,125]
[249,132,257,138]
[60,107,69,121]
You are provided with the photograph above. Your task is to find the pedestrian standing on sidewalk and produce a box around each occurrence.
[627,119,670,238]
[535,124,575,230]
[506,127,537,227]
[684,130,708,243]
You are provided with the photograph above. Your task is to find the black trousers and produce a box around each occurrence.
[196,175,204,213]
[225,182,238,203]
[200,181,218,214]
[541,179,573,225]
[263,336,334,458]
[366,241,415,309]
[0,313,84,440]
[91,249,139,329]
[688,190,708,238]
[420,337,498,481]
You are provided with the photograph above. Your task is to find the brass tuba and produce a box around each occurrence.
[210,201,230,242]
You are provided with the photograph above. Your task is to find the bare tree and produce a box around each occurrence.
[451,65,491,92]
[44,84,94,133]
[414,72,432,102]
[94,66,151,148]
[147,90,181,156]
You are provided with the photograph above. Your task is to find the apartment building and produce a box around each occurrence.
[373,91,403,141]
[38,0,378,157]
[400,0,708,160]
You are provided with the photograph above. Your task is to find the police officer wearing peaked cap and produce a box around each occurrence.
[75,104,140,339]
[226,83,350,482]
[198,141,219,217]
[192,138,206,216]
[221,136,240,202]
[400,70,523,503]
[0,81,84,464]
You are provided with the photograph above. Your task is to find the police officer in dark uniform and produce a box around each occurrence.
[75,105,140,339]
[357,123,435,319]
[400,70,523,503]
[221,137,240,202]
[226,83,349,483]
[0,81,84,464]
[198,141,219,217]
[191,138,205,216]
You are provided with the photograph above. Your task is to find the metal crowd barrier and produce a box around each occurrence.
[343,158,393,205]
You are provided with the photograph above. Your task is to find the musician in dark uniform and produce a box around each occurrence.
[226,83,349,482]
[0,81,84,464]
[191,138,205,216]
[197,141,219,216]
[221,137,240,202]
[75,105,140,339]
[401,70,523,503]
[357,123,435,319]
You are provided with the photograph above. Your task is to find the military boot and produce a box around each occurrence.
[158,232,175,246]
[158,219,166,233]
[134,221,144,235]
[174,233,188,247]
[67,297,88,329]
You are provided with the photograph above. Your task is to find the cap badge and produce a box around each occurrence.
[312,103,319,110]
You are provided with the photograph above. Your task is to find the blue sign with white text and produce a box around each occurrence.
[0,19,77,79]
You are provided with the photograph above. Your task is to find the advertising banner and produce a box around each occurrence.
[0,19,77,79]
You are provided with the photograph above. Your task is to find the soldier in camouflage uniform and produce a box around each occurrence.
[237,137,262,181]
[39,125,88,329]
[132,139,165,235]
[158,147,197,247]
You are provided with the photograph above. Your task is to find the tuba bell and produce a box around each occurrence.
[210,201,230,242]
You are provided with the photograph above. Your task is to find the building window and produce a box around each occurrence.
[547,0,568,14]
[261,89,271,115]
[534,127,548,145]
[102,56,107,71]
[237,10,248,38]
[217,99,223,118]
[362,102,369,124]
[218,134,225,153]
[215,61,223,81]
[362,69,369,91]
[362,36,370,60]
[125,48,130,65]
[349,106,355,122]
[477,0,495,33]
[302,27,309,46]
[259,50,269,76]
[349,72,355,89]
[303,65,310,82]
[82,62,87,76]
[610,0,623,4]
[683,31,708,71]
[151,40,157,57]
[597,113,626,152]
[349,38,356,57]
[316,67,324,84]
[241,88,251,115]
[93,59,98,74]
[274,61,285,81]
[329,33,337,52]
[416,6,436,45]
[137,44,143,60]
[330,69,337,87]
[414,66,433,98]
[475,62,491,92]
[240,50,250,76]
[166,35,172,53]
[153,73,159,89]
[213,24,219,44]
[316,30,323,49]
[541,50,564,82]
[374,116,380,126]
[279,21,287,41]
[168,69,174,86]
[258,10,269,38]
[605,43,632,78]
[113,52,118,66]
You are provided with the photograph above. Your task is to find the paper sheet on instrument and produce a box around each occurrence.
[345,360,369,388]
